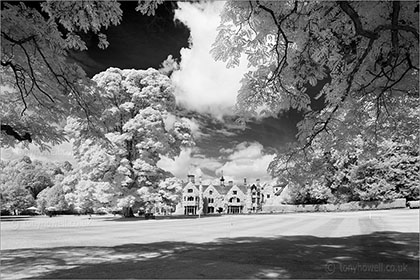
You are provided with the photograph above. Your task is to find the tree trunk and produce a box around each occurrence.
[122,206,134,218]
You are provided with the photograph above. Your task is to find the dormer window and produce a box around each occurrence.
[188,189,193,193]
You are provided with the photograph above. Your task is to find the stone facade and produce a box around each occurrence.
[180,175,268,215]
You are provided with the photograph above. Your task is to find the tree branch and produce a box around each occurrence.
[338,1,378,39]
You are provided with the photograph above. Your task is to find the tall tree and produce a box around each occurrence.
[65,67,194,217]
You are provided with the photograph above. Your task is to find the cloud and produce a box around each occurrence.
[180,117,208,139]
[157,148,223,180]
[216,142,275,182]
[163,112,208,140]
[219,147,234,154]
[172,1,248,119]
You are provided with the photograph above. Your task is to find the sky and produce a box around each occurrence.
[1,1,300,184]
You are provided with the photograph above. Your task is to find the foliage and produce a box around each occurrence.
[156,177,184,209]
[287,181,332,205]
[0,157,53,199]
[354,141,420,201]
[213,1,418,200]
[37,184,69,213]
[0,156,74,213]
[0,1,122,148]
[0,0,167,147]
[63,176,113,213]
[1,187,35,214]
[212,1,418,148]
[18,169,54,199]
[270,137,419,203]
[65,68,194,215]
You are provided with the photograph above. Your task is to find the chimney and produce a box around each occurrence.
[256,179,260,186]
[220,170,225,186]
[187,174,195,184]
[199,176,202,185]
[244,177,247,186]
[228,180,233,187]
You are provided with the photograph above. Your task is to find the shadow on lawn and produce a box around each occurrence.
[1,231,418,279]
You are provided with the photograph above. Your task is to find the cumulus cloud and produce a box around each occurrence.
[157,148,223,180]
[172,1,248,119]
[180,117,208,139]
[163,112,208,140]
[216,142,275,182]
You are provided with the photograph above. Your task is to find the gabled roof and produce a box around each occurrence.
[206,184,228,195]
[182,182,253,196]
[273,183,288,196]
[182,182,199,192]
[236,185,248,194]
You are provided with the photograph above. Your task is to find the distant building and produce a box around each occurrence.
[180,174,270,215]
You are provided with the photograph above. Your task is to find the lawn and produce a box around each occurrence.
[1,209,419,279]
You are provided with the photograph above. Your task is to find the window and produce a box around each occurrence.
[188,189,193,193]
[229,197,240,203]
[233,190,237,195]
[208,198,214,203]
[209,190,213,195]
[252,198,255,203]
[267,194,270,199]
[187,196,194,201]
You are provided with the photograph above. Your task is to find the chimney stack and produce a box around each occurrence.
[187,174,195,184]
[244,177,247,186]
[220,170,225,186]
[228,180,233,187]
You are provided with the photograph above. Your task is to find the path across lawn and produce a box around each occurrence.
[1,209,419,279]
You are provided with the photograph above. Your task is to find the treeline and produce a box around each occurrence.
[276,140,419,205]
[0,156,183,216]
[0,156,72,215]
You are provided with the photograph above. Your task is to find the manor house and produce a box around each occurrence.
[178,174,277,215]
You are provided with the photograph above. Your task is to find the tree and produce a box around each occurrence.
[1,187,35,215]
[0,1,124,148]
[212,1,418,151]
[65,67,194,217]
[270,135,419,203]
[0,156,54,199]
[0,0,166,148]
[209,1,419,198]
[37,184,69,214]
[13,159,54,199]
[154,177,184,213]
[350,140,420,201]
